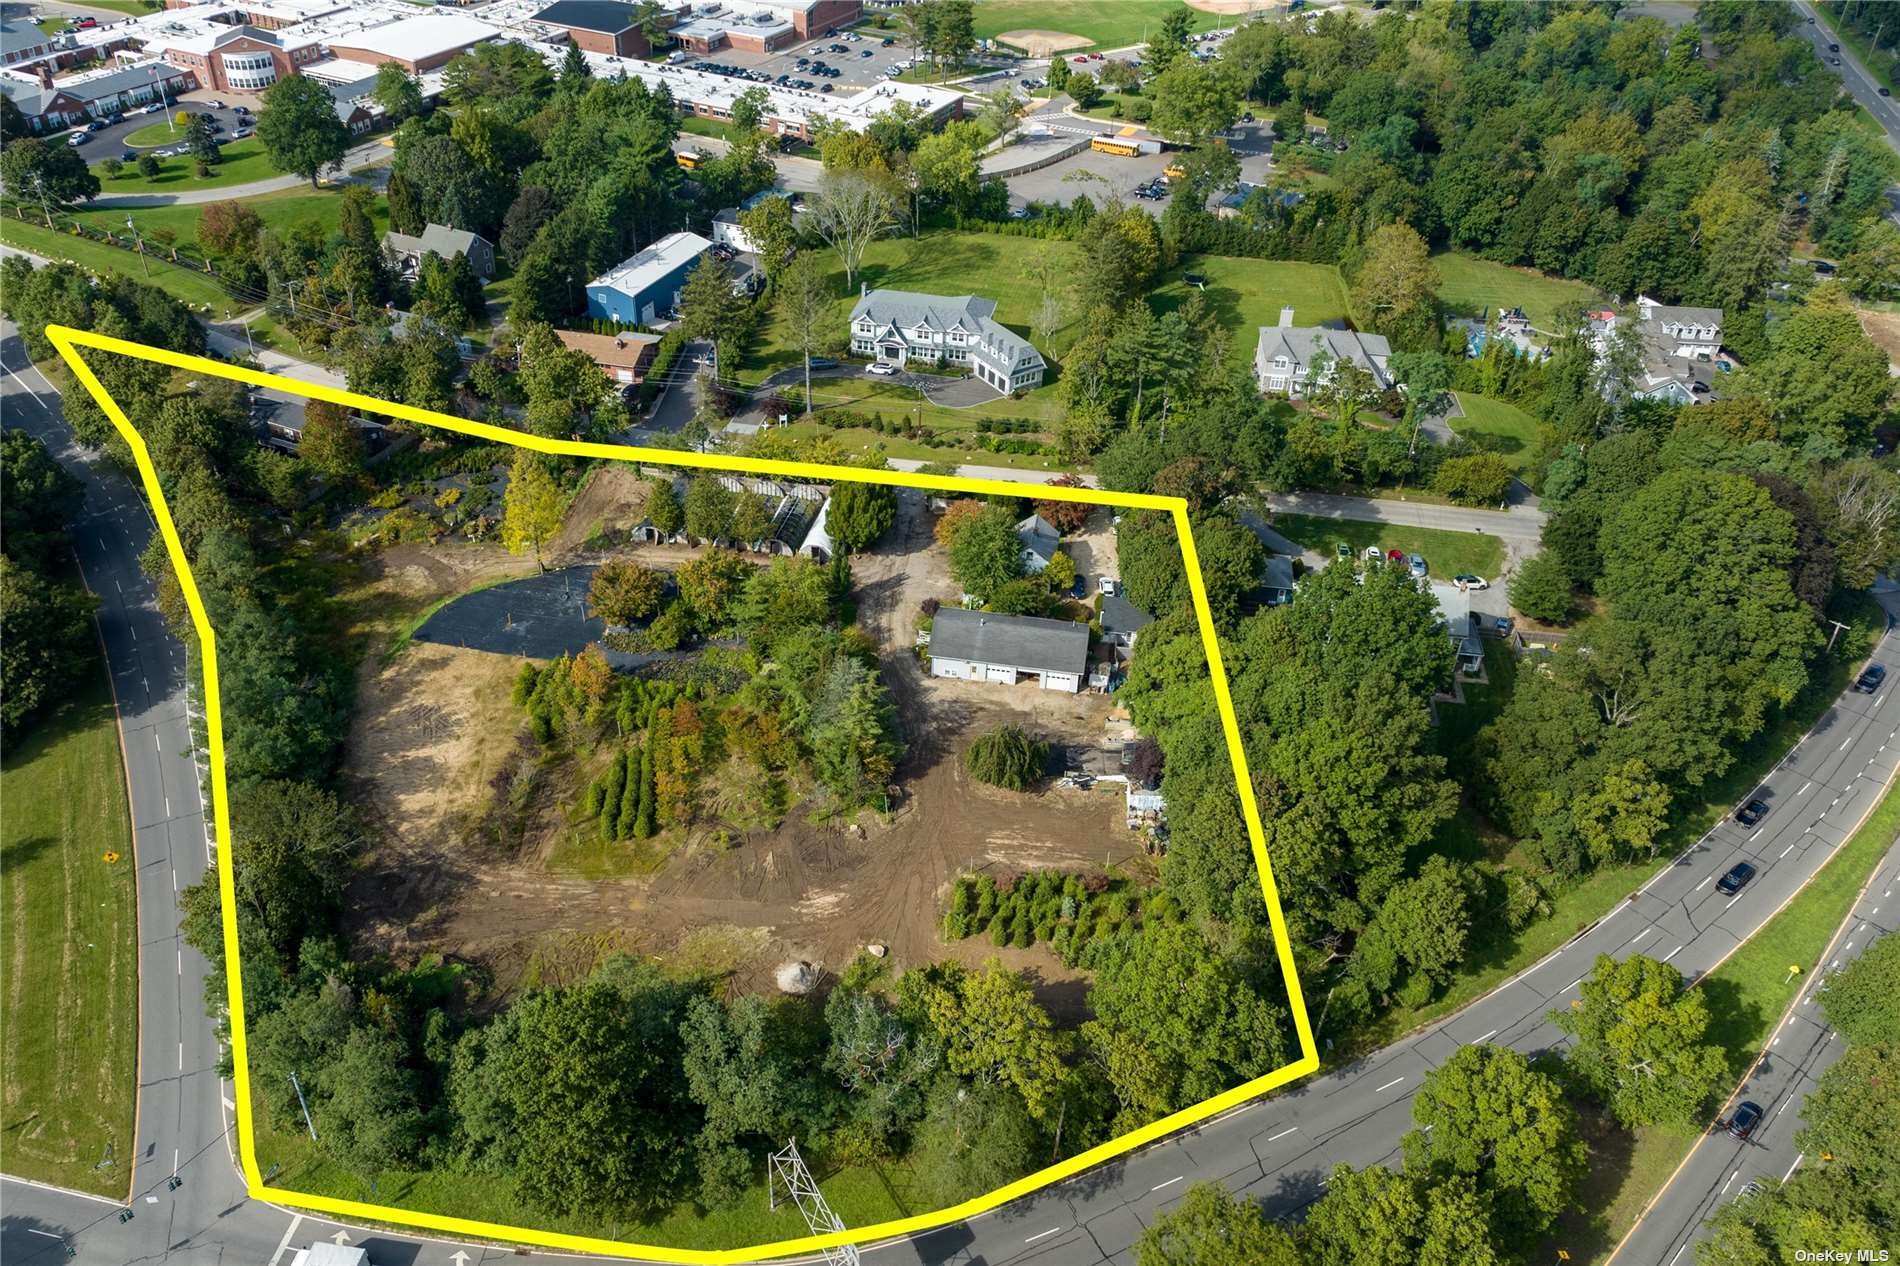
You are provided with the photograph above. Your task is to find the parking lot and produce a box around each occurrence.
[59,98,255,163]
[681,28,927,94]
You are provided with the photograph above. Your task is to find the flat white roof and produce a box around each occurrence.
[326,13,499,60]
[588,231,713,296]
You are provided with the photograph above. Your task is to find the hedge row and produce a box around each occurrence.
[942,870,1180,967]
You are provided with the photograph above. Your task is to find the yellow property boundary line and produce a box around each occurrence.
[47,324,1320,1264]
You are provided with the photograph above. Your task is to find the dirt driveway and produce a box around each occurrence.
[342,488,1145,1010]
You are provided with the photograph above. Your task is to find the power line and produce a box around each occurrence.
[767,1138,859,1266]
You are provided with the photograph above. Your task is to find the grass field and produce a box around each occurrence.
[1267,512,1505,580]
[1562,778,1900,1266]
[1433,251,1601,331]
[64,0,161,14]
[738,230,1081,385]
[1151,254,1351,372]
[0,216,242,314]
[93,140,283,194]
[1451,392,1543,473]
[969,0,1225,51]
[72,189,376,256]
[0,663,138,1196]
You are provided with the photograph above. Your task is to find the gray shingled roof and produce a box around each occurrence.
[851,287,1045,375]
[1100,593,1154,638]
[1016,513,1059,565]
[385,224,490,260]
[931,607,1088,677]
[1256,323,1392,377]
[852,288,996,333]
[1262,556,1295,592]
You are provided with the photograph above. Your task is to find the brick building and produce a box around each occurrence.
[530,0,655,58]
[144,24,324,93]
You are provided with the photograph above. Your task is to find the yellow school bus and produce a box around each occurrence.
[1090,135,1143,157]
[674,149,701,170]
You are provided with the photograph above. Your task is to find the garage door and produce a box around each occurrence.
[1042,672,1080,693]
[985,663,1018,685]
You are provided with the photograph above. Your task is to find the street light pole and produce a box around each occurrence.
[125,216,149,277]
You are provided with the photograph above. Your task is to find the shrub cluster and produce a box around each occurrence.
[942,871,1179,966]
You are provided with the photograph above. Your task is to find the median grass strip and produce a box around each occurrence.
[1266,512,1506,580]
[1564,777,1900,1265]
[0,661,138,1196]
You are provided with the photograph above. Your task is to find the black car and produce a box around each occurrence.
[1856,663,1887,693]
[1883,87,1893,96]
[1724,1101,1764,1140]
[1715,862,1757,896]
[1735,799,1769,827]
[881,36,895,46]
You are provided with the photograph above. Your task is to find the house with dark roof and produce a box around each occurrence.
[1261,555,1296,606]
[1015,513,1059,574]
[382,223,496,283]
[1100,593,1154,654]
[929,607,1089,693]
[532,0,657,57]
[1254,305,1391,398]
[1591,296,1731,407]
[848,287,1046,395]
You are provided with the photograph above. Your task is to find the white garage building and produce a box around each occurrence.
[928,607,1089,694]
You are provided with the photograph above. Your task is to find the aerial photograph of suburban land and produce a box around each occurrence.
[5,0,1900,1263]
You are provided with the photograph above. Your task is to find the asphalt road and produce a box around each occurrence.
[1610,830,1900,1266]
[4,307,1897,1266]
[1792,1,1900,152]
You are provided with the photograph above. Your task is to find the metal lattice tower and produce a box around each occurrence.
[767,1139,861,1266]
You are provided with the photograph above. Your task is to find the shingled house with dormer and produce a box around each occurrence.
[848,287,1046,395]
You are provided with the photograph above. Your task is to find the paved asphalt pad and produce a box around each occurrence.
[413,566,604,661]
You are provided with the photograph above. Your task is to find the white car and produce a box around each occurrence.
[1453,573,1489,591]
[866,361,899,376]
[1099,577,1119,596]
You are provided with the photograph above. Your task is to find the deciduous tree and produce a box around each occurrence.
[1551,953,1728,1130]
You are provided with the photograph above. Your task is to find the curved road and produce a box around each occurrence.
[3,315,1898,1266]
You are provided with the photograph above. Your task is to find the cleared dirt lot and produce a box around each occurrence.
[341,485,1151,1010]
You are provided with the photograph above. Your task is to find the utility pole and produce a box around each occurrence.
[768,1139,859,1266]
[1826,618,1851,653]
[288,1071,318,1141]
[125,216,149,278]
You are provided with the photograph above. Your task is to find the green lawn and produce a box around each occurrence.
[1451,392,1543,473]
[65,0,162,14]
[1151,254,1351,373]
[1,663,138,1196]
[1561,780,1900,1266]
[123,118,189,148]
[94,140,285,194]
[72,189,379,256]
[0,216,241,314]
[738,230,1082,386]
[1432,251,1602,331]
[971,0,1225,51]
[1267,512,1505,580]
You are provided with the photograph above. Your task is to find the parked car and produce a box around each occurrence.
[1855,663,1887,693]
[1364,546,1383,563]
[1099,577,1119,596]
[1336,542,1352,561]
[140,102,162,114]
[1387,548,1404,563]
[85,119,108,131]
[1724,1101,1764,1141]
[1073,55,1088,64]
[1453,573,1489,590]
[119,149,135,162]
[866,361,898,376]
[1735,799,1769,827]
[1407,553,1427,579]
[820,82,833,92]
[207,98,225,109]
[881,36,895,46]
[74,15,96,27]
[807,357,837,369]
[232,126,254,139]
[66,131,89,146]
[1714,861,1757,896]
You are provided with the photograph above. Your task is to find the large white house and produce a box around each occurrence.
[848,288,1046,395]
[1590,297,1729,406]
[1254,306,1392,397]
